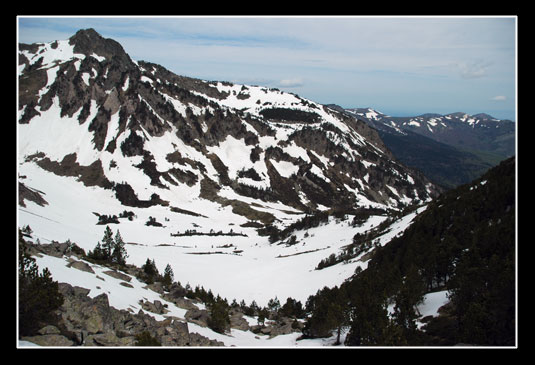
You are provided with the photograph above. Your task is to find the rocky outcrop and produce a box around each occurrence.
[66,259,94,274]
[18,182,48,207]
[21,282,224,347]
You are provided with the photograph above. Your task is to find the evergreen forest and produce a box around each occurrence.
[302,157,516,346]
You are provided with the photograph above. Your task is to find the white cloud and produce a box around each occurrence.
[456,60,493,79]
[491,95,507,101]
[278,78,304,87]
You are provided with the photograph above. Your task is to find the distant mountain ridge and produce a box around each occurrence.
[332,106,515,189]
[344,107,515,157]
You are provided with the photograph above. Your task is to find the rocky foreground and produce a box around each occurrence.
[19,240,304,347]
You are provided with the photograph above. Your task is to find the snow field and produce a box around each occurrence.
[18,161,403,307]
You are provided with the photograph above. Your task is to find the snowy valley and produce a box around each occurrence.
[17,29,514,347]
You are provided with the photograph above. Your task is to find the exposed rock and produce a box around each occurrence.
[139,299,168,315]
[21,334,74,346]
[66,260,95,274]
[38,325,61,335]
[229,309,250,331]
[41,282,224,346]
[184,308,211,328]
[34,241,71,258]
[102,269,132,282]
[69,28,134,69]
[18,182,48,207]
[85,332,135,347]
[144,282,164,294]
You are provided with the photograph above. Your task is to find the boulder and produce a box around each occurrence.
[102,269,132,282]
[157,320,191,346]
[67,260,95,274]
[188,332,225,347]
[139,299,168,315]
[37,325,61,335]
[85,331,135,346]
[185,308,211,328]
[229,309,250,331]
[144,282,164,294]
[160,294,198,311]
[21,334,74,346]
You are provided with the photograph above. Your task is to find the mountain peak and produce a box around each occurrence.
[68,28,132,67]
[472,113,496,120]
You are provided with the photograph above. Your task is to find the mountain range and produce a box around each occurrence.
[334,107,515,189]
[17,29,515,347]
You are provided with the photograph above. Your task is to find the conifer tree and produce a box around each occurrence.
[142,258,159,284]
[162,263,174,289]
[208,300,230,334]
[101,225,114,260]
[88,241,106,261]
[111,229,128,266]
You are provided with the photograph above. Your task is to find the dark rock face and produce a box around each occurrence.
[69,28,134,69]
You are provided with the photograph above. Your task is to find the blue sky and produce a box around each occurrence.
[18,16,517,121]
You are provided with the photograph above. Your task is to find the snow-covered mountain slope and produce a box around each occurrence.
[18,29,440,310]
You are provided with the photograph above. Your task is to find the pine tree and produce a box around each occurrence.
[88,227,128,266]
[111,229,128,266]
[142,258,159,284]
[101,225,114,260]
[88,241,106,261]
[345,272,390,346]
[162,264,174,289]
[257,307,269,326]
[267,297,281,313]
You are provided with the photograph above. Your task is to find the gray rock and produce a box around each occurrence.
[37,325,61,335]
[144,282,164,294]
[229,309,250,331]
[185,308,211,328]
[27,279,222,347]
[21,334,73,346]
[139,299,168,315]
[85,331,135,346]
[67,260,95,273]
[102,269,132,282]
